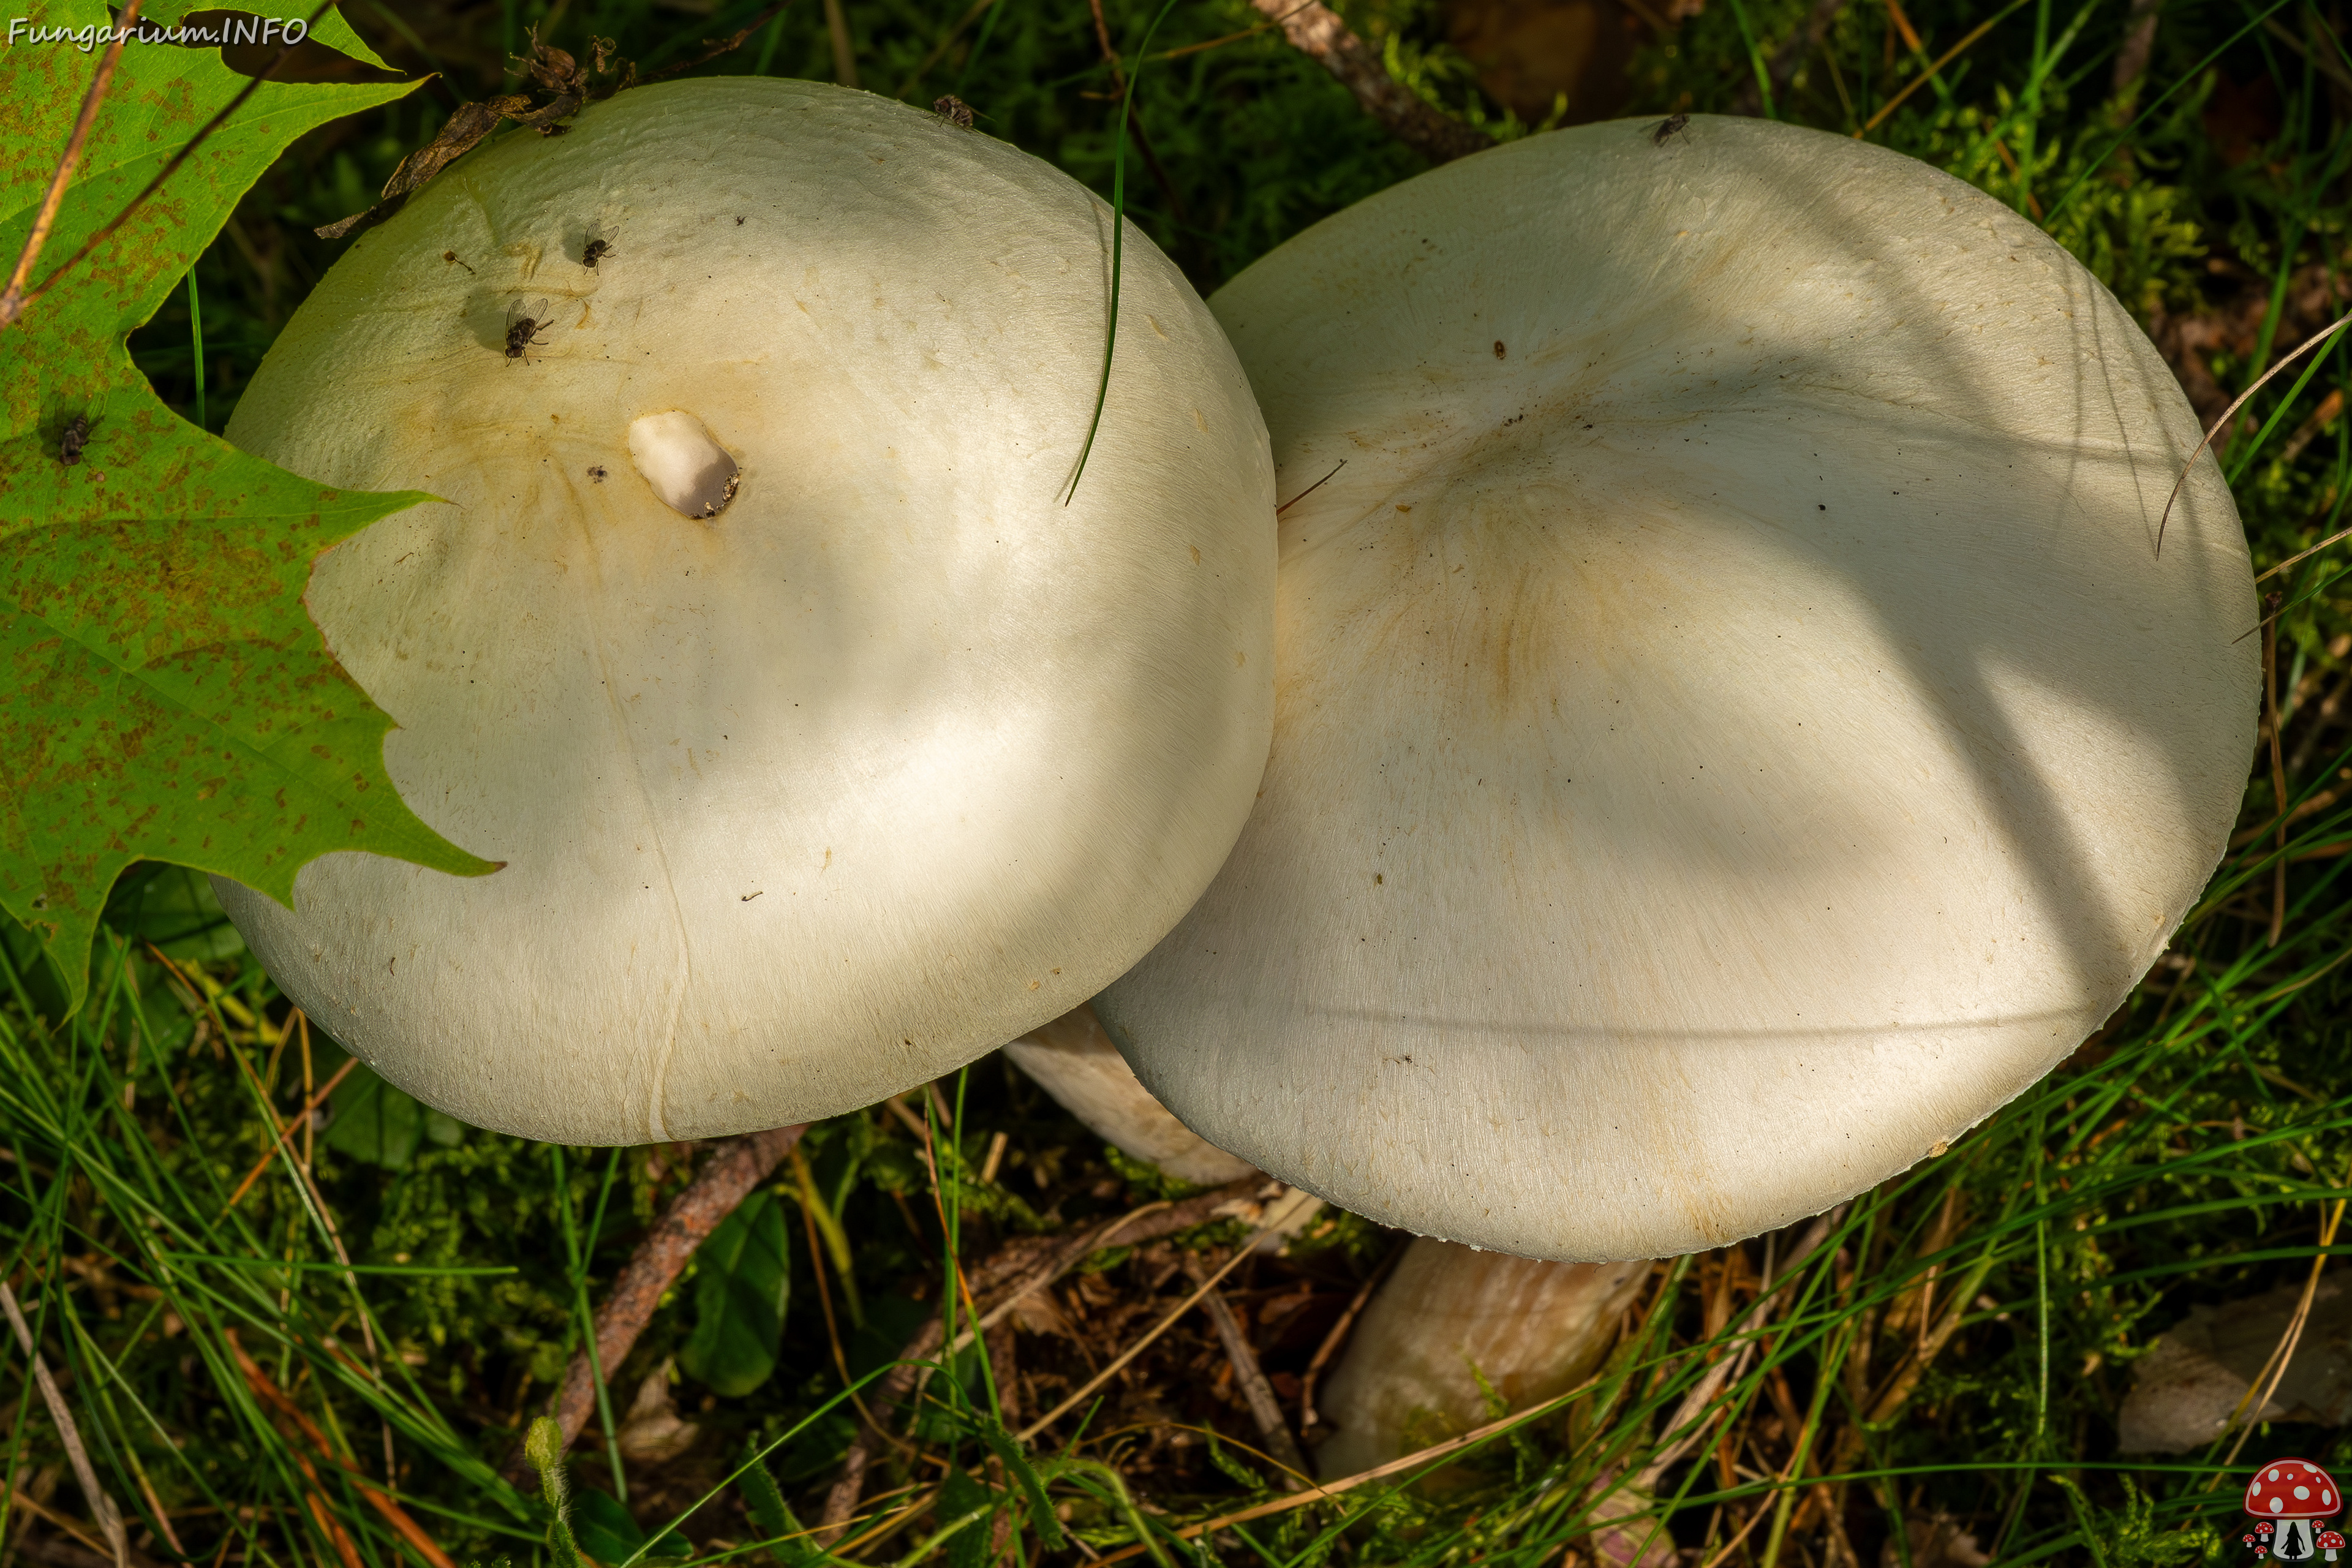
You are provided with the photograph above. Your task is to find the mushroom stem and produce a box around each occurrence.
[1310,1240,1653,1480]
[514,1124,805,1479]
[1005,1004,1257,1186]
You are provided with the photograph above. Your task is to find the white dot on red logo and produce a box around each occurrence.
[2297,1488,2313,1500]
[2275,1499,2288,1514]
[2326,1491,2336,1507]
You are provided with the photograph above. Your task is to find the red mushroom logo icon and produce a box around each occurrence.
[2246,1460,2343,1562]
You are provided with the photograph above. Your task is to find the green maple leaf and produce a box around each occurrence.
[0,1,499,1010]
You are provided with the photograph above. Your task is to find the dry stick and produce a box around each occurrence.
[1184,1259,1310,1487]
[1146,8,1313,63]
[639,0,802,84]
[816,1177,1271,1538]
[225,1332,456,1568]
[2158,306,2352,556]
[0,1287,125,1568]
[0,1476,118,1563]
[1695,1495,1777,1568]
[1297,1239,1401,1433]
[1018,1192,1321,1442]
[0,0,146,326]
[517,1125,805,1473]
[1242,0,1491,164]
[10,0,340,324]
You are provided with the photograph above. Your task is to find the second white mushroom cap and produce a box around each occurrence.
[1097,116,2257,1261]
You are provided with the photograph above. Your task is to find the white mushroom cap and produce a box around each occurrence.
[1005,1006,1257,1186]
[1095,116,2256,1261]
[215,80,1275,1144]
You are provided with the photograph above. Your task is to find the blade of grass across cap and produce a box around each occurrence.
[1060,0,1184,507]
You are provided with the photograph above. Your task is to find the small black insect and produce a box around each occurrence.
[587,465,608,481]
[443,249,475,274]
[734,216,745,225]
[58,413,89,466]
[1652,112,1689,145]
[504,298,552,360]
[581,225,616,269]
[933,94,975,129]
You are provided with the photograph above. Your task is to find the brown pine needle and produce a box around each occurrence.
[2159,306,2352,556]
[225,1055,358,1208]
[225,1332,457,1568]
[0,0,146,325]
[1276,460,1346,515]
[2258,522,2352,582]
[1017,1189,1320,1441]
[12,0,341,323]
[1858,0,2029,134]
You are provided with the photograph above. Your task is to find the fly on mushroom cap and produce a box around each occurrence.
[1095,115,2258,1262]
[213,78,1275,1145]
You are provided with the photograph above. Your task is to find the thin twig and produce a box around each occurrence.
[0,0,147,326]
[518,1126,807,1474]
[1018,1193,1319,1441]
[1242,0,1491,164]
[1185,1257,1310,1487]
[644,0,798,80]
[12,0,344,323]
